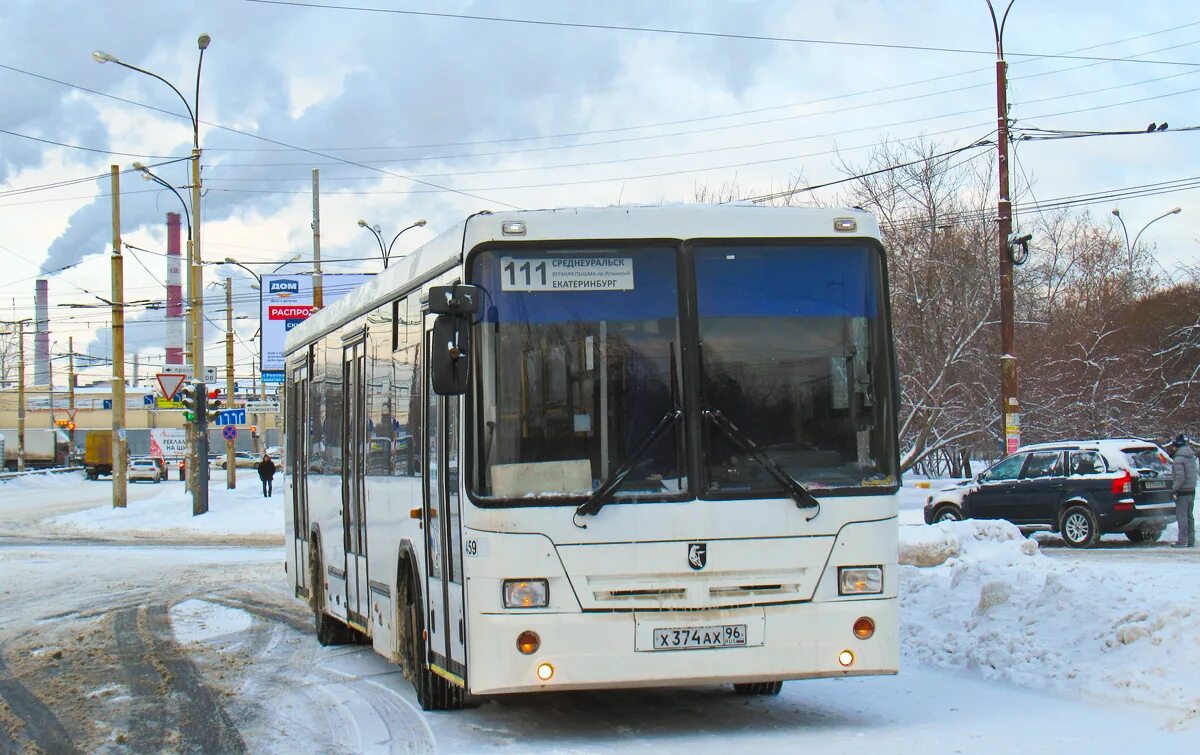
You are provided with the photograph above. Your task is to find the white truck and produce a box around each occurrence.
[1,428,72,470]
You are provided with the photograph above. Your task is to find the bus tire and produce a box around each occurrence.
[398,568,463,711]
[732,681,783,696]
[310,542,355,646]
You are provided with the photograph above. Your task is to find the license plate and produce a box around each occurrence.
[652,624,747,650]
[1143,480,1168,490]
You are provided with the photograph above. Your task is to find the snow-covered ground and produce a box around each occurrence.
[3,473,1199,750]
[900,519,1200,731]
[0,470,283,542]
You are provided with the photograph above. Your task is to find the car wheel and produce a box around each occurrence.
[933,505,963,523]
[1061,505,1100,548]
[1125,523,1165,544]
[733,681,784,696]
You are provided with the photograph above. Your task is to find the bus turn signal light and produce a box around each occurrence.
[516,630,540,655]
[853,617,875,640]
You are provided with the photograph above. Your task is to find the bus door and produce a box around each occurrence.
[422,313,468,683]
[341,339,369,630]
[290,362,311,598]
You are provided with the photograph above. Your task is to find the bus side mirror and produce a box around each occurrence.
[431,313,471,395]
[429,284,480,315]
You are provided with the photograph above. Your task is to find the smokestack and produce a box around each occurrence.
[166,212,184,366]
[34,279,50,385]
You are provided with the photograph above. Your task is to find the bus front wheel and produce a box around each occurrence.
[398,569,463,711]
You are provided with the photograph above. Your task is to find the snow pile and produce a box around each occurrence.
[48,481,283,541]
[0,470,86,495]
[901,521,1200,729]
[900,519,1036,566]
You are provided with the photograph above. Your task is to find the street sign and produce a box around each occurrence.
[156,372,188,400]
[222,425,238,441]
[244,400,281,414]
[143,394,155,406]
[262,371,285,384]
[215,408,247,426]
[156,398,183,409]
[103,399,112,410]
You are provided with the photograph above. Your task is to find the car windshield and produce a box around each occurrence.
[1124,447,1171,475]
[694,243,896,493]
[469,247,684,502]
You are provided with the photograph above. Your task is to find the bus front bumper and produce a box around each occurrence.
[467,597,897,695]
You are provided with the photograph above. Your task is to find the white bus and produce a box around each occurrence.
[284,205,900,710]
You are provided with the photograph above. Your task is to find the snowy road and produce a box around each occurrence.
[0,538,1196,753]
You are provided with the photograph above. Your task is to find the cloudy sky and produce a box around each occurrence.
[1,0,1197,385]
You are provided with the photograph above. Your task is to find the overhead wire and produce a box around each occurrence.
[241,0,1200,67]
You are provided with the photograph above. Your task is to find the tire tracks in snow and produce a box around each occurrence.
[112,604,247,753]
[0,653,80,754]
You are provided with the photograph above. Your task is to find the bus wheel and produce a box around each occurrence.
[399,571,463,711]
[310,543,355,646]
[732,681,783,696]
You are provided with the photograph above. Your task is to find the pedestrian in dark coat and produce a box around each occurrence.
[1170,435,1196,548]
[257,454,277,498]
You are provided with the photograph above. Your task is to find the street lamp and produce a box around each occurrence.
[1111,207,1183,292]
[357,218,427,269]
[96,34,212,515]
[222,254,302,285]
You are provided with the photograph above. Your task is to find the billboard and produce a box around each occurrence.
[260,273,373,375]
[149,429,187,459]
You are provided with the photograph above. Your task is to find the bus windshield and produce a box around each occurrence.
[469,247,685,503]
[695,243,896,494]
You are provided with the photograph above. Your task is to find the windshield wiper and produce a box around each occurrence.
[575,408,683,518]
[703,407,821,518]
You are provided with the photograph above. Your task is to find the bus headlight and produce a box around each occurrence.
[503,579,549,608]
[838,566,883,595]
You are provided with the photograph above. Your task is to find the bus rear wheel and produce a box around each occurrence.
[399,570,463,711]
[732,681,783,696]
[310,542,356,646]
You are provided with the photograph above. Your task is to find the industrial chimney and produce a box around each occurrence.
[166,212,184,366]
[34,278,50,385]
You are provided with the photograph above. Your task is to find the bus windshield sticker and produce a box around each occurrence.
[499,257,634,292]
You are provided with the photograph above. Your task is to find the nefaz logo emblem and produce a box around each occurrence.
[687,542,707,570]
[268,279,300,297]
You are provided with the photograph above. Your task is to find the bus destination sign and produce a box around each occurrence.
[500,257,634,292]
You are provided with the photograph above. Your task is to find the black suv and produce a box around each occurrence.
[922,439,1177,548]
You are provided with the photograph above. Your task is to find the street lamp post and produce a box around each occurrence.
[95,32,212,516]
[1111,207,1183,295]
[357,218,427,269]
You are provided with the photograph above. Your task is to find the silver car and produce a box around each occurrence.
[128,458,162,483]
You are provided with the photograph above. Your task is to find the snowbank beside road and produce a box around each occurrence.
[901,520,1200,730]
[47,480,283,543]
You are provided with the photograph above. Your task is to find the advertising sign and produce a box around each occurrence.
[149,429,187,460]
[260,273,373,373]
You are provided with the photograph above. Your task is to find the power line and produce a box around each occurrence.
[242,0,1200,68]
[0,128,185,160]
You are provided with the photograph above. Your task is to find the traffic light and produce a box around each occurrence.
[180,381,199,423]
[206,388,224,425]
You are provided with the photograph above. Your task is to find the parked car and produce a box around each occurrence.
[923,439,1177,548]
[215,451,258,469]
[138,456,168,480]
[128,458,163,483]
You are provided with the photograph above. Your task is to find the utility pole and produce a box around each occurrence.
[68,336,76,452]
[110,165,128,508]
[988,0,1021,456]
[17,321,25,472]
[225,277,236,489]
[312,168,323,309]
